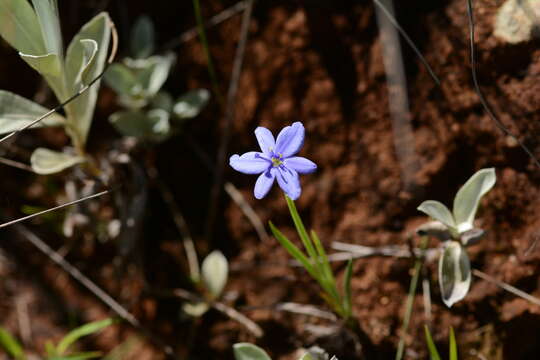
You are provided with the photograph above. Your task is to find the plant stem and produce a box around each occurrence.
[395,236,428,360]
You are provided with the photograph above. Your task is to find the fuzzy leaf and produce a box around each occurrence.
[438,241,471,308]
[233,343,272,360]
[453,168,496,233]
[417,200,456,231]
[0,90,65,134]
[19,52,61,77]
[173,88,210,119]
[104,63,138,96]
[30,148,85,175]
[0,0,45,54]
[201,250,228,298]
[31,0,62,56]
[135,53,175,97]
[109,109,170,140]
[64,12,112,148]
[130,15,155,59]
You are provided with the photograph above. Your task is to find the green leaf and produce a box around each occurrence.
[452,168,496,233]
[0,90,65,134]
[285,195,320,268]
[173,88,210,119]
[135,53,175,97]
[423,326,441,360]
[269,221,316,279]
[151,92,173,112]
[0,327,25,360]
[30,148,85,175]
[31,0,62,56]
[104,63,138,96]
[233,343,272,360]
[64,12,112,148]
[449,327,458,360]
[49,351,102,360]
[182,302,209,317]
[343,258,353,318]
[201,250,229,298]
[130,15,155,59]
[0,0,45,54]
[417,200,456,232]
[109,109,170,140]
[438,241,471,308]
[298,353,314,360]
[56,318,114,355]
[19,52,61,77]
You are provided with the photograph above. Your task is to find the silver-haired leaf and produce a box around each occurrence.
[201,250,228,298]
[64,12,112,148]
[135,53,176,97]
[0,0,45,54]
[151,91,173,112]
[460,228,485,246]
[417,200,456,231]
[233,343,272,360]
[30,148,85,175]
[31,0,63,56]
[104,63,138,96]
[453,168,496,233]
[130,15,155,59]
[173,88,210,119]
[416,220,452,241]
[438,241,471,308]
[109,109,170,140]
[19,52,61,77]
[0,90,64,134]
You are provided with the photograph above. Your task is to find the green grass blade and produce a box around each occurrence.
[269,221,316,278]
[424,325,441,360]
[0,327,25,360]
[284,195,319,266]
[310,230,335,283]
[343,258,353,318]
[56,318,114,355]
[449,327,458,360]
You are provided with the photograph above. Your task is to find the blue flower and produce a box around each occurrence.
[229,122,317,200]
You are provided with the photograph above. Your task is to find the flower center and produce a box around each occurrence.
[271,154,283,167]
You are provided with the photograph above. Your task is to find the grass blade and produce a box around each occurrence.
[449,327,458,360]
[424,325,441,360]
[0,327,25,360]
[284,195,319,266]
[269,221,316,278]
[57,318,114,355]
[343,258,353,318]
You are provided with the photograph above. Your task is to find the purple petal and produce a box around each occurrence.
[254,168,276,199]
[276,166,301,200]
[275,122,305,158]
[284,156,317,174]
[254,127,275,156]
[229,152,270,174]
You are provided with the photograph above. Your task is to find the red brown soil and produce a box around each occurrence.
[2,0,540,359]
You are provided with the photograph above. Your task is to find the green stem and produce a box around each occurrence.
[395,236,429,360]
[192,0,225,107]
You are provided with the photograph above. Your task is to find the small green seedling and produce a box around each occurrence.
[233,343,338,360]
[270,196,354,322]
[0,318,114,360]
[104,15,209,142]
[183,250,229,317]
[417,168,496,307]
[424,326,458,360]
[0,0,114,174]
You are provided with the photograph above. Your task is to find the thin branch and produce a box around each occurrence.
[162,1,248,50]
[12,225,177,358]
[0,190,110,229]
[466,0,540,170]
[206,0,255,241]
[275,302,337,321]
[0,18,118,145]
[372,0,440,86]
[0,157,33,172]
[472,269,540,307]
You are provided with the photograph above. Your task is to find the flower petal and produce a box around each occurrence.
[276,166,301,200]
[284,156,317,174]
[254,169,276,199]
[229,152,270,174]
[275,122,305,158]
[254,127,275,155]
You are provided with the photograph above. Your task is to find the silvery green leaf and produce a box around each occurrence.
[173,88,210,119]
[64,12,112,148]
[201,250,228,298]
[151,92,174,112]
[130,15,155,59]
[438,241,471,307]
[136,53,176,96]
[233,343,272,360]
[104,63,138,96]
[460,228,485,246]
[0,0,46,54]
[416,221,452,241]
[182,302,209,317]
[109,109,170,140]
[0,90,65,134]
[30,148,85,175]
[417,200,456,232]
[31,0,63,56]
[453,168,496,233]
[19,52,61,77]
